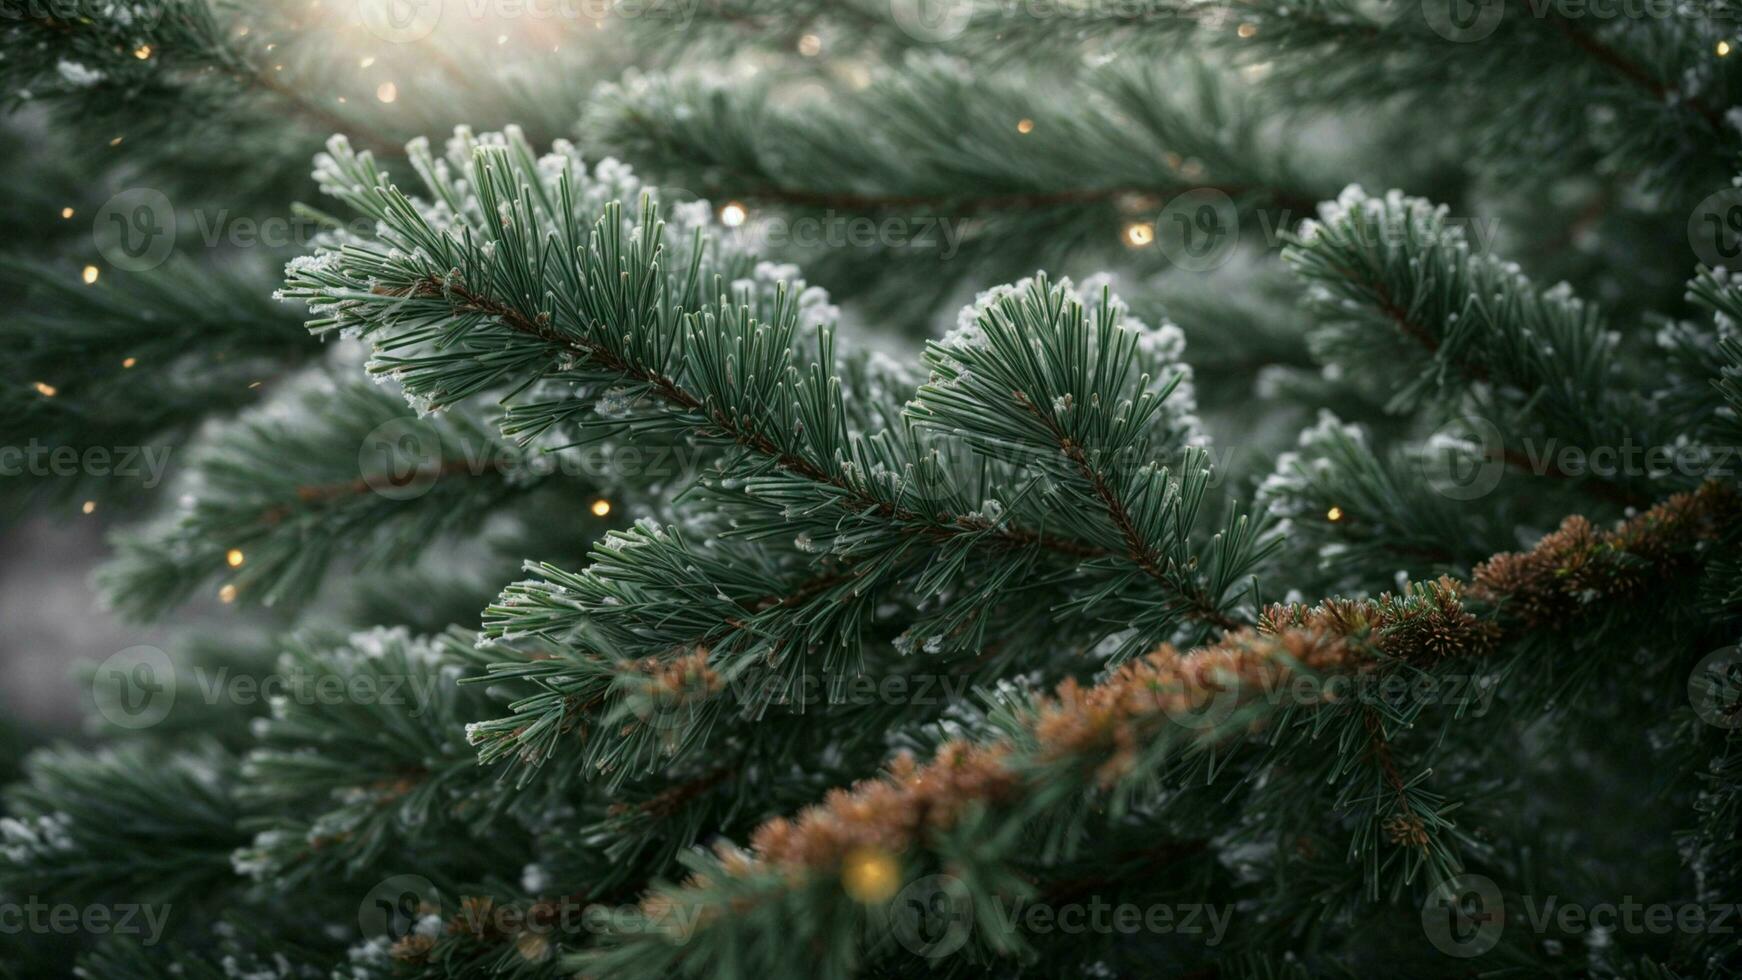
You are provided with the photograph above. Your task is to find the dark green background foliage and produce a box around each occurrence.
[1,1,1740,977]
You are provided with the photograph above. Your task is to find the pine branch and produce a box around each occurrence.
[280,133,1259,788]
[1215,0,1739,195]
[1285,187,1707,508]
[578,482,1736,977]
[581,57,1324,212]
[232,629,523,888]
[403,273,1115,565]
[1255,411,1520,595]
[580,60,1331,322]
[1,742,246,907]
[0,255,316,511]
[909,276,1251,635]
[96,374,551,618]
[1527,3,1723,131]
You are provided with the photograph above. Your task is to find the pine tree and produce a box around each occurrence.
[2,1,1740,978]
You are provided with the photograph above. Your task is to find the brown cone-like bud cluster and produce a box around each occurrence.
[1470,482,1736,628]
